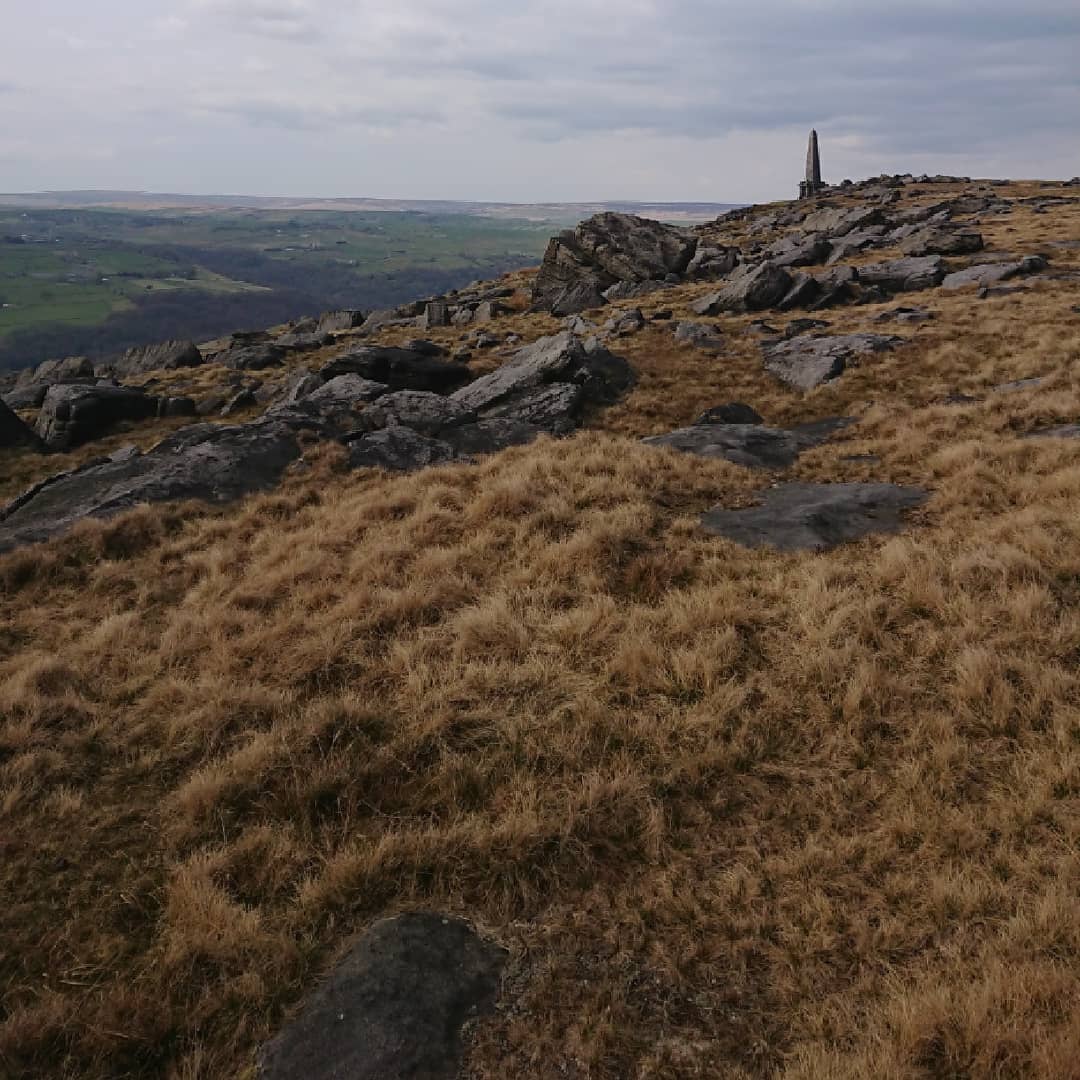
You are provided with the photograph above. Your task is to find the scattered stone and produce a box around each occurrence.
[745,320,782,338]
[15,355,94,388]
[784,318,830,337]
[799,205,884,238]
[691,261,792,315]
[158,396,197,418]
[221,389,257,417]
[685,245,740,278]
[777,272,821,311]
[942,255,1048,290]
[899,227,983,257]
[0,398,43,451]
[451,332,634,434]
[650,309,673,321]
[474,333,501,349]
[696,402,764,426]
[824,227,887,264]
[602,308,646,336]
[875,306,934,324]
[109,340,203,377]
[402,339,449,358]
[321,347,471,394]
[423,301,451,329]
[856,256,946,292]
[1025,424,1080,440]
[317,310,366,335]
[701,482,928,551]
[673,321,724,353]
[602,279,669,302]
[258,913,506,1080]
[764,234,832,268]
[564,315,597,335]
[643,417,851,470]
[35,384,159,450]
[762,333,904,391]
[472,300,512,323]
[304,375,388,407]
[211,334,287,371]
[994,376,1046,394]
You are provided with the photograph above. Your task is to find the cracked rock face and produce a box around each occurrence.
[1,398,43,451]
[258,913,507,1080]
[532,212,697,313]
[701,482,929,550]
[35,384,160,451]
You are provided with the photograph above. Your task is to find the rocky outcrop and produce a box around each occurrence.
[900,227,983,257]
[450,331,635,434]
[1,399,44,451]
[108,340,202,377]
[856,256,947,293]
[320,346,471,393]
[316,309,366,335]
[208,332,287,371]
[762,333,904,391]
[35,384,160,450]
[532,212,697,313]
[258,913,506,1080]
[674,321,725,353]
[15,355,94,388]
[643,416,852,470]
[691,262,793,315]
[695,402,764,425]
[701,482,929,550]
[941,256,1048,290]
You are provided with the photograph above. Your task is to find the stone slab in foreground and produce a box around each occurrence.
[259,912,506,1080]
[701,482,928,551]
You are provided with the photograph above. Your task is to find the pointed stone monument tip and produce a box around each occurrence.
[799,129,825,200]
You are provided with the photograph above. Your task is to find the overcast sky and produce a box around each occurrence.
[2,1,1078,203]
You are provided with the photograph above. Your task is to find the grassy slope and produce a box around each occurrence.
[1,183,1080,1079]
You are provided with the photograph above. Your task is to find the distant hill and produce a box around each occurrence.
[0,190,742,225]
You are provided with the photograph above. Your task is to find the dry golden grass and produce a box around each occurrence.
[2,186,1080,1079]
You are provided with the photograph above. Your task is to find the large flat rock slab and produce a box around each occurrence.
[259,913,506,1080]
[701,482,928,551]
[643,417,852,470]
[762,333,904,391]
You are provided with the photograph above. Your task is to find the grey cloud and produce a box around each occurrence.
[200,99,445,132]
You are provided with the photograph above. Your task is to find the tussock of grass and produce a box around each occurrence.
[2,186,1080,1078]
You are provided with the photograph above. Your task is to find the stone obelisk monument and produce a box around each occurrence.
[799,130,824,199]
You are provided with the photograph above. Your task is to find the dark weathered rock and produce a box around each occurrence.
[1025,424,1080,440]
[696,402,764,426]
[35,384,159,450]
[942,256,1048,290]
[799,205,884,238]
[305,374,389,407]
[763,333,904,391]
[221,389,257,417]
[701,482,928,550]
[602,308,646,336]
[602,279,670,302]
[158,396,198,418]
[360,390,476,435]
[282,371,326,404]
[258,913,506,1080]
[451,332,634,432]
[317,309,366,335]
[110,340,203,377]
[643,416,851,470]
[691,261,793,315]
[532,213,697,311]
[674,321,725,353]
[472,300,512,323]
[874,306,934,325]
[15,355,94,388]
[826,226,889,263]
[900,227,983,257]
[346,426,458,471]
[764,234,831,268]
[423,301,451,329]
[212,337,287,371]
[0,398,43,451]
[0,420,305,553]
[777,272,821,311]
[684,245,740,278]
[856,256,946,292]
[321,347,471,394]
